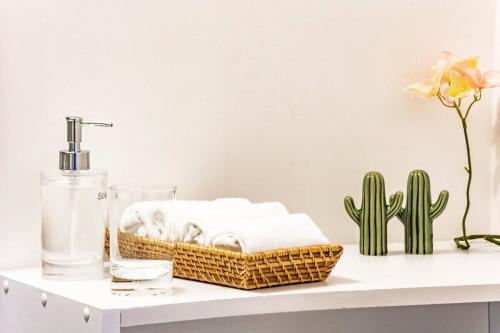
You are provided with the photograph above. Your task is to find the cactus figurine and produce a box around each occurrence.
[395,170,449,255]
[345,171,403,256]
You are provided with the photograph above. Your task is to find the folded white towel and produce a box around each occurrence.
[183,202,289,244]
[205,213,330,253]
[119,198,251,242]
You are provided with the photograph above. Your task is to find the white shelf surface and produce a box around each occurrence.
[3,241,500,327]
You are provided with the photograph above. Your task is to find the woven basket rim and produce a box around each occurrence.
[108,228,343,261]
[175,241,343,260]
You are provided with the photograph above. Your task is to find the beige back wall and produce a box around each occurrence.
[223,0,498,245]
[0,0,497,269]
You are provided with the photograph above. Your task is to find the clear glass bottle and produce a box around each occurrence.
[40,116,112,279]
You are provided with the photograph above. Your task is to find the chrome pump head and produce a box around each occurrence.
[59,116,113,171]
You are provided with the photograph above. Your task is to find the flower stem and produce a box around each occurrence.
[461,117,472,249]
[436,91,498,250]
[454,234,500,247]
[454,106,472,249]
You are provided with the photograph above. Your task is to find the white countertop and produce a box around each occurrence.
[2,241,500,327]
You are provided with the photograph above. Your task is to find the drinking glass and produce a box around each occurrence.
[109,184,177,295]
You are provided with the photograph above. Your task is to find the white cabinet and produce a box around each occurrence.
[2,242,500,332]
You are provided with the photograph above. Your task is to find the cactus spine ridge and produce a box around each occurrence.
[398,170,449,254]
[345,171,403,256]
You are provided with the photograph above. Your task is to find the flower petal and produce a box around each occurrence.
[444,72,473,100]
[480,70,500,88]
[403,82,436,98]
[441,51,457,64]
[460,67,482,88]
[430,59,448,93]
[455,56,478,69]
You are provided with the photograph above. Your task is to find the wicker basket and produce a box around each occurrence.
[105,229,343,290]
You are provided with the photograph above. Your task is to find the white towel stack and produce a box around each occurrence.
[183,202,289,244]
[207,213,330,252]
[119,198,251,242]
[119,198,330,253]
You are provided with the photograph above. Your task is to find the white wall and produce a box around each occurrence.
[223,0,498,244]
[491,2,500,232]
[0,0,497,269]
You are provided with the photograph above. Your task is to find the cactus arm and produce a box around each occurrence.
[390,194,405,223]
[396,208,405,223]
[386,191,403,221]
[344,196,361,226]
[430,190,449,220]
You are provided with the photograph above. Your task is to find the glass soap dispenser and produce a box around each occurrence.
[40,116,112,279]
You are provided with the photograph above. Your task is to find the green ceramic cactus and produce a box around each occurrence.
[395,170,449,255]
[345,171,403,256]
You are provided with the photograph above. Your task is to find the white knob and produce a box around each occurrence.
[41,292,47,307]
[2,280,8,294]
[83,307,90,323]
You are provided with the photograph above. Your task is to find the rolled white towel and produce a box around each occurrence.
[120,200,210,241]
[213,198,252,206]
[183,202,289,244]
[119,198,251,241]
[205,213,330,253]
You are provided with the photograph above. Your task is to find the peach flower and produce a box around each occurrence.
[404,52,500,101]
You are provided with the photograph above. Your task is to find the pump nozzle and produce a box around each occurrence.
[59,116,113,170]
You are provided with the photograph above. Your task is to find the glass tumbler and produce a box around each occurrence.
[109,184,177,295]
